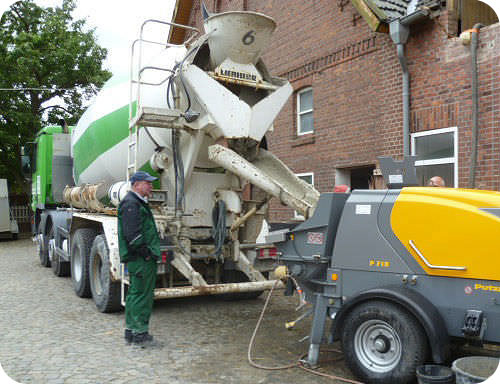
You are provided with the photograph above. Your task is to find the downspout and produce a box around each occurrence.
[468,23,484,188]
[389,9,430,157]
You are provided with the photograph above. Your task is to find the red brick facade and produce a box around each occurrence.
[185,0,500,222]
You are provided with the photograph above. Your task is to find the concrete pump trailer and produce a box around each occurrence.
[270,158,500,383]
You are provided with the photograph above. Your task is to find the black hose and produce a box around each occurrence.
[144,127,161,149]
[211,200,227,259]
[176,133,185,210]
[172,129,179,212]
[178,47,198,113]
[171,129,185,212]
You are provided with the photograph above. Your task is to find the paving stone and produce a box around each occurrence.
[0,238,355,383]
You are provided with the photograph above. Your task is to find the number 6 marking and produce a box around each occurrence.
[242,30,255,45]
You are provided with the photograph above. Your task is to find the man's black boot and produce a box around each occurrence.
[124,329,133,344]
[132,332,153,343]
[132,332,162,348]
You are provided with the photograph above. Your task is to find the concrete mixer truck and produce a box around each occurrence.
[22,10,319,312]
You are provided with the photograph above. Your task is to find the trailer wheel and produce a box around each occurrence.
[89,235,121,313]
[341,300,428,384]
[70,228,96,298]
[50,227,69,277]
[38,232,50,267]
[220,270,264,300]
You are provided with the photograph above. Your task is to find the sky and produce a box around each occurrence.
[0,0,178,77]
[1,0,500,76]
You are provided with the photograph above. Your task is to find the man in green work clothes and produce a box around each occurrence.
[118,171,161,347]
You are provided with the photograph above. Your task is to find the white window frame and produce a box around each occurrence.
[294,172,314,219]
[297,87,313,136]
[411,127,458,187]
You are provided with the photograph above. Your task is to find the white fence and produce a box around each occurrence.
[10,205,32,223]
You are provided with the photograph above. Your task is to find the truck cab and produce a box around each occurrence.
[22,125,73,267]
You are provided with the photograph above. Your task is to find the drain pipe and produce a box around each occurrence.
[468,23,484,188]
[389,9,431,157]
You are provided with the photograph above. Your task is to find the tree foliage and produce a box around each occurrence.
[0,0,111,193]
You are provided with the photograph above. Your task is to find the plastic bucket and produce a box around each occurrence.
[452,356,499,384]
[416,364,455,384]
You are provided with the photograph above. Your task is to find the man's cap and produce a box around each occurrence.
[130,171,157,184]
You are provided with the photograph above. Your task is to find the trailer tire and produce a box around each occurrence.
[220,270,264,300]
[50,227,69,277]
[38,232,50,267]
[89,235,121,313]
[341,300,428,384]
[70,228,96,298]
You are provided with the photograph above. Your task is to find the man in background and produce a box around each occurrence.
[428,176,446,187]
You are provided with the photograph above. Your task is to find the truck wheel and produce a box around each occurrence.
[70,228,96,298]
[38,232,50,267]
[341,300,428,384]
[50,227,69,277]
[89,235,121,313]
[221,270,264,300]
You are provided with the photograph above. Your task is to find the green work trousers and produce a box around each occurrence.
[125,257,157,334]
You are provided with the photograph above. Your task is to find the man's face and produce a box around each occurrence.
[133,181,153,198]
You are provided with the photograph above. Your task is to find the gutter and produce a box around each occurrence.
[468,24,484,188]
[389,9,430,157]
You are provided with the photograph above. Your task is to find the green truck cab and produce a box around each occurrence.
[23,125,73,213]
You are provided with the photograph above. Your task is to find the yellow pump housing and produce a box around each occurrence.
[391,187,500,281]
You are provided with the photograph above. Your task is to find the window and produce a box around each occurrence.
[411,127,458,187]
[297,88,313,135]
[294,172,314,219]
[452,0,498,36]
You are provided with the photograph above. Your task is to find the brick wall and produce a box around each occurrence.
[186,0,500,222]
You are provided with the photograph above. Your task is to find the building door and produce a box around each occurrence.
[350,166,375,190]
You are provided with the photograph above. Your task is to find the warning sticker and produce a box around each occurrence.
[307,232,324,245]
[355,204,371,215]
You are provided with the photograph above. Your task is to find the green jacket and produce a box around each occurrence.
[118,191,160,263]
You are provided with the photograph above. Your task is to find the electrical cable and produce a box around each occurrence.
[247,279,298,370]
[144,127,161,149]
[178,47,198,113]
[247,276,364,383]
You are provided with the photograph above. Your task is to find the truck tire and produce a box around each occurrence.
[38,232,50,268]
[50,227,69,277]
[89,235,121,313]
[341,300,428,384]
[220,270,264,300]
[70,228,96,298]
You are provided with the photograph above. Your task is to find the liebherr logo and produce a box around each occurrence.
[220,69,257,81]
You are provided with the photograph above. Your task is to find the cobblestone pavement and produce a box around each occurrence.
[0,238,356,384]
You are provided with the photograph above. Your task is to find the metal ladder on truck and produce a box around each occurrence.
[126,19,199,179]
[122,19,200,305]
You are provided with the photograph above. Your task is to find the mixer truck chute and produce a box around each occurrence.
[29,10,318,312]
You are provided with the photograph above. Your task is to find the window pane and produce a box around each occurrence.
[299,112,313,133]
[416,163,454,187]
[414,132,454,160]
[298,174,313,185]
[299,90,313,112]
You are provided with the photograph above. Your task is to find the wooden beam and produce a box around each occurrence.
[351,0,388,33]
